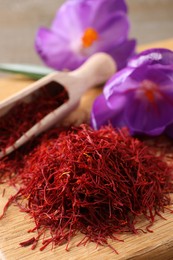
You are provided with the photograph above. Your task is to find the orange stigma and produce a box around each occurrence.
[144,88,155,102]
[141,80,158,103]
[82,28,99,48]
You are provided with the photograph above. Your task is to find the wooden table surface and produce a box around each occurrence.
[0,39,173,260]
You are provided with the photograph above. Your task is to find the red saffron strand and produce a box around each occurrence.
[20,237,36,247]
[0,81,68,150]
[0,192,19,220]
[0,124,173,253]
[1,188,5,197]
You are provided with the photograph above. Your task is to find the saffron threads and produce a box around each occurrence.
[0,81,68,150]
[19,237,36,247]
[2,188,5,197]
[0,124,172,252]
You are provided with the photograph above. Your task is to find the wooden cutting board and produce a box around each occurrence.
[0,39,173,260]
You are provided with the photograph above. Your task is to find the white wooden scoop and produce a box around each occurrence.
[0,53,116,158]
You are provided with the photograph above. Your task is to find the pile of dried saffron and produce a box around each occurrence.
[0,124,172,252]
[0,81,68,150]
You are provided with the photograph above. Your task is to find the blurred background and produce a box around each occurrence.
[0,0,172,65]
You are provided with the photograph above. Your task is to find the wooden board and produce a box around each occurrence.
[0,39,173,260]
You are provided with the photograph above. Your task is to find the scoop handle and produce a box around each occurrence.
[69,53,116,94]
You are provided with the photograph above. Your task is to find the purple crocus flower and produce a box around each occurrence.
[91,48,173,138]
[35,0,136,71]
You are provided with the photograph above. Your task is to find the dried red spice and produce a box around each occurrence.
[20,237,36,247]
[0,81,68,150]
[0,124,172,252]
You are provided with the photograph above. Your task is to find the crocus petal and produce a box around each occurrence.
[51,1,92,34]
[96,12,129,45]
[128,48,173,68]
[108,66,173,134]
[104,67,134,101]
[125,91,173,135]
[91,93,125,130]
[107,39,136,70]
[52,0,128,33]
[113,0,128,13]
[105,65,173,104]
[106,78,137,109]
[35,28,85,70]
[80,0,128,29]
[92,0,128,15]
[91,48,173,138]
[35,0,135,71]
[129,65,173,86]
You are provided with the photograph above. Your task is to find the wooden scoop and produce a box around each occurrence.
[0,53,116,158]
